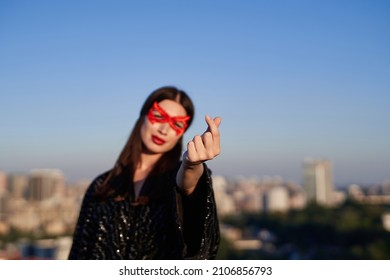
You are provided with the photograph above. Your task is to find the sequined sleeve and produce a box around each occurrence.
[68,173,106,259]
[179,164,220,259]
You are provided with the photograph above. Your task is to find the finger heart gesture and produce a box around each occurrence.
[184,115,221,166]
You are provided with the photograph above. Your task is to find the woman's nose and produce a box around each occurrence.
[158,122,170,135]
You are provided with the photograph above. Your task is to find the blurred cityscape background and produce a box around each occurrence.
[1,158,389,259]
[1,0,389,260]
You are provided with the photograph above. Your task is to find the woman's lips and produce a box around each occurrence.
[152,135,166,145]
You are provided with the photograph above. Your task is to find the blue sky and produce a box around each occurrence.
[1,0,389,185]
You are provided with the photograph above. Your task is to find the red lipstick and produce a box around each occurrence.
[152,135,166,145]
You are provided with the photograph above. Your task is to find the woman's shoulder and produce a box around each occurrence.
[92,170,111,185]
[84,170,112,197]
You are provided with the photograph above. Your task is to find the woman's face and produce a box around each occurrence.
[141,99,189,154]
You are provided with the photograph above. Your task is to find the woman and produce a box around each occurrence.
[68,86,221,259]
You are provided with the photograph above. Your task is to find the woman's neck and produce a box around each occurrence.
[133,152,162,196]
[138,152,161,171]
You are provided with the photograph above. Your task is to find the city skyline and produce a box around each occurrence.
[2,161,389,260]
[1,1,389,185]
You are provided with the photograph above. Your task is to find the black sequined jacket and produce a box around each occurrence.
[68,164,220,259]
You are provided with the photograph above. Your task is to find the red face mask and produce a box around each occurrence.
[147,101,191,135]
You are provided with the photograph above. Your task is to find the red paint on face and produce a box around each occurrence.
[147,101,190,135]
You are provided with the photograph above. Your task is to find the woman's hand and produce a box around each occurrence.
[184,115,222,166]
[176,115,221,195]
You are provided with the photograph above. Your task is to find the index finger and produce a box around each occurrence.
[204,115,221,138]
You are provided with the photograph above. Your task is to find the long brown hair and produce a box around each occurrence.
[96,86,195,200]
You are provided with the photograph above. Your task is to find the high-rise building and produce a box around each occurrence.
[28,169,65,202]
[0,172,8,221]
[8,173,29,199]
[212,176,236,216]
[265,185,289,213]
[302,158,334,206]
[0,171,7,192]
